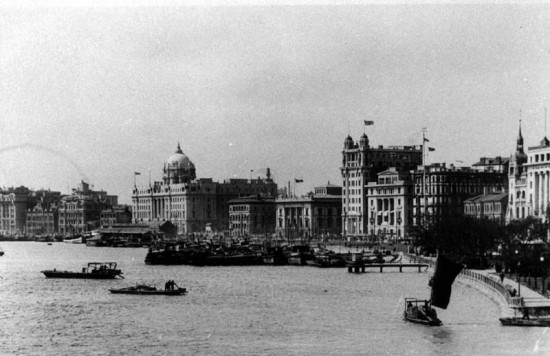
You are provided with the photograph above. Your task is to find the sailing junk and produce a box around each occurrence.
[404,254,463,326]
[429,255,463,309]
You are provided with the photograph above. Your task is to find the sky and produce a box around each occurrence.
[1,2,550,204]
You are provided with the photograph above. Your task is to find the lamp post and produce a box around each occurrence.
[541,256,546,295]
[515,249,521,297]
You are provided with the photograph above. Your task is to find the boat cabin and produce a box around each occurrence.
[85,262,119,273]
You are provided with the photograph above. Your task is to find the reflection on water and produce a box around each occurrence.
[1,242,549,355]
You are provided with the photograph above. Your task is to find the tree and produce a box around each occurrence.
[412,216,503,268]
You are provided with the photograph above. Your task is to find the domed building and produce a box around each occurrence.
[132,143,277,235]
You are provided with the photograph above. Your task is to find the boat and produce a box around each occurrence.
[403,254,463,326]
[189,250,263,266]
[41,262,124,279]
[499,305,550,327]
[64,236,83,244]
[403,298,442,326]
[0,247,3,256]
[262,246,288,265]
[110,284,187,295]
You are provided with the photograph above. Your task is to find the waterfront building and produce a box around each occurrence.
[25,189,62,236]
[341,133,422,238]
[58,181,114,236]
[0,186,30,236]
[275,183,342,242]
[507,123,529,221]
[412,161,507,227]
[523,136,550,221]
[228,195,276,239]
[506,122,550,223]
[472,156,510,174]
[366,168,414,241]
[132,143,277,235]
[463,191,508,224]
[100,205,132,227]
[26,204,58,236]
[96,221,176,247]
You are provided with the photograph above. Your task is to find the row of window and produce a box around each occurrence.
[464,204,503,214]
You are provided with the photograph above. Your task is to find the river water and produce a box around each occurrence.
[0,242,548,355]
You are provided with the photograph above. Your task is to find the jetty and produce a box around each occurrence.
[347,263,429,273]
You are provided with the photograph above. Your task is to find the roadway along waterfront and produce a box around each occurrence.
[1,242,549,355]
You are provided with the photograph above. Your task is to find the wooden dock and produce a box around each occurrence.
[347,263,429,273]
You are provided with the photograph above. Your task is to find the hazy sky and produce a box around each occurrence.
[1,2,550,203]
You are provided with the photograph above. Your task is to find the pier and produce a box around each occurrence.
[347,263,429,273]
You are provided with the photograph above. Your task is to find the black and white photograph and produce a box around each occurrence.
[1,0,550,355]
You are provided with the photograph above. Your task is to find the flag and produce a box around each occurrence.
[430,255,463,309]
[428,147,435,152]
[364,120,374,126]
[134,172,141,175]
[424,137,430,142]
[294,179,303,183]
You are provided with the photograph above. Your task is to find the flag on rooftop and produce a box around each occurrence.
[134,172,141,175]
[428,147,435,152]
[424,137,430,142]
[364,120,374,126]
[295,178,304,183]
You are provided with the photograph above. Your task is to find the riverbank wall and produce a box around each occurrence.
[406,254,529,316]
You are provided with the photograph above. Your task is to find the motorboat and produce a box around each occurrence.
[42,262,123,279]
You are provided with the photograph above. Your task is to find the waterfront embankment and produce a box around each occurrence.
[407,254,550,317]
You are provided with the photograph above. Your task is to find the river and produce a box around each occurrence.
[0,242,548,355]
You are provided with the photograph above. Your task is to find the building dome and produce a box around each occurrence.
[166,144,194,169]
[163,143,196,185]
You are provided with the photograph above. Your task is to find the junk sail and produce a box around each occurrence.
[429,255,463,309]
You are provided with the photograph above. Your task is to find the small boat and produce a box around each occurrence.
[499,305,550,327]
[110,284,187,295]
[42,262,123,279]
[404,254,463,326]
[403,298,442,326]
[0,248,4,256]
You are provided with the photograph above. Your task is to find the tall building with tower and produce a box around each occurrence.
[340,128,422,238]
[508,117,550,223]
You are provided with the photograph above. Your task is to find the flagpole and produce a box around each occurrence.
[421,128,427,227]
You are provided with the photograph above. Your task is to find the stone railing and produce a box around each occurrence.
[406,253,522,306]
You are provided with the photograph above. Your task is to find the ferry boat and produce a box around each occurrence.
[42,262,123,279]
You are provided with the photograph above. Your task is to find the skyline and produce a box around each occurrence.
[1,4,550,203]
